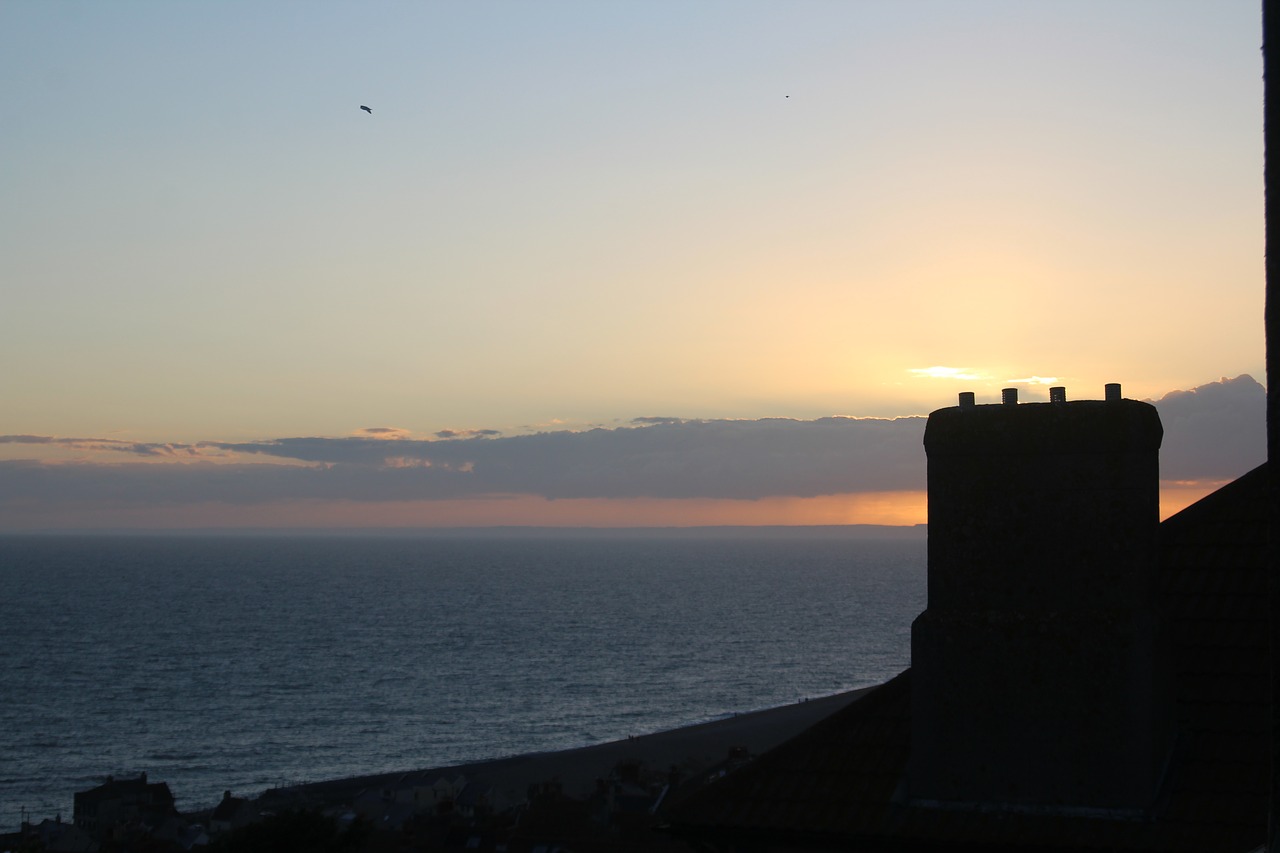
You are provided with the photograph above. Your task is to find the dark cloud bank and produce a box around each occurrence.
[0,376,1265,511]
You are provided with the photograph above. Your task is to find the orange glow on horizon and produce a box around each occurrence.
[3,492,932,531]
[0,483,1227,532]
[1160,481,1231,520]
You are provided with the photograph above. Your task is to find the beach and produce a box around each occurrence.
[259,687,872,813]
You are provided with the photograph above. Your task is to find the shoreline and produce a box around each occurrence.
[256,686,876,811]
[5,687,883,839]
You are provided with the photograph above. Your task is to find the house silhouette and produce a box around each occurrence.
[674,0,1280,844]
[669,391,1269,852]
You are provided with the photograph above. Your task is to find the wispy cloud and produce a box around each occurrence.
[355,427,414,440]
[1004,376,1059,386]
[908,366,989,381]
[0,435,226,459]
[434,428,503,440]
[630,416,689,426]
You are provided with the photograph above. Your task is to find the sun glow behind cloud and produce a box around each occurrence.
[1005,376,1059,386]
[0,376,1265,531]
[909,367,990,382]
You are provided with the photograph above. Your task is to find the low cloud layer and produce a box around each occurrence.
[0,434,221,459]
[1148,374,1266,481]
[0,376,1265,518]
[0,416,928,507]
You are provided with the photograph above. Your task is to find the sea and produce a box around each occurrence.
[0,531,926,831]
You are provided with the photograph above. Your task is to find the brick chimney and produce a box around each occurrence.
[908,385,1173,813]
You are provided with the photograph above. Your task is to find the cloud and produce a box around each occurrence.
[356,427,413,439]
[0,435,57,445]
[434,428,503,439]
[0,416,929,509]
[0,434,221,458]
[1148,374,1266,482]
[630,416,689,426]
[1004,376,1059,386]
[909,366,988,381]
[0,376,1265,520]
[201,415,929,501]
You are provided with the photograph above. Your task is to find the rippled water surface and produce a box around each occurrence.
[0,533,925,829]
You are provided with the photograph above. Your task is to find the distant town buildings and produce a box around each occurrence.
[73,773,178,841]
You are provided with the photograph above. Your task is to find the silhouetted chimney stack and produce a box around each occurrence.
[909,383,1172,813]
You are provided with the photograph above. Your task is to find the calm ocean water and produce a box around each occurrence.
[0,532,925,831]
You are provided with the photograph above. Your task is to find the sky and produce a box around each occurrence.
[0,1,1268,531]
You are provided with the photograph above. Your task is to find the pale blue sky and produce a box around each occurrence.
[0,1,1267,529]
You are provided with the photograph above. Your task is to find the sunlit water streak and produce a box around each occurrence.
[0,534,925,830]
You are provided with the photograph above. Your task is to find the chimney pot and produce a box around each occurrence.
[958,391,975,409]
[1105,383,1122,402]
[1049,386,1066,403]
[1001,388,1018,405]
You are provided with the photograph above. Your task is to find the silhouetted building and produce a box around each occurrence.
[911,389,1173,812]
[210,789,258,834]
[72,772,178,841]
[14,816,96,853]
[669,386,1269,852]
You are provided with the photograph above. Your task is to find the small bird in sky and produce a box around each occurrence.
[360,105,372,114]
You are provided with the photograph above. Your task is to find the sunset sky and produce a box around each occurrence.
[0,1,1268,531]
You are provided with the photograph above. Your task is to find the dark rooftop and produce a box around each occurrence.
[668,463,1270,853]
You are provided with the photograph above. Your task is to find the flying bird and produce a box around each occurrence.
[360,105,372,114]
